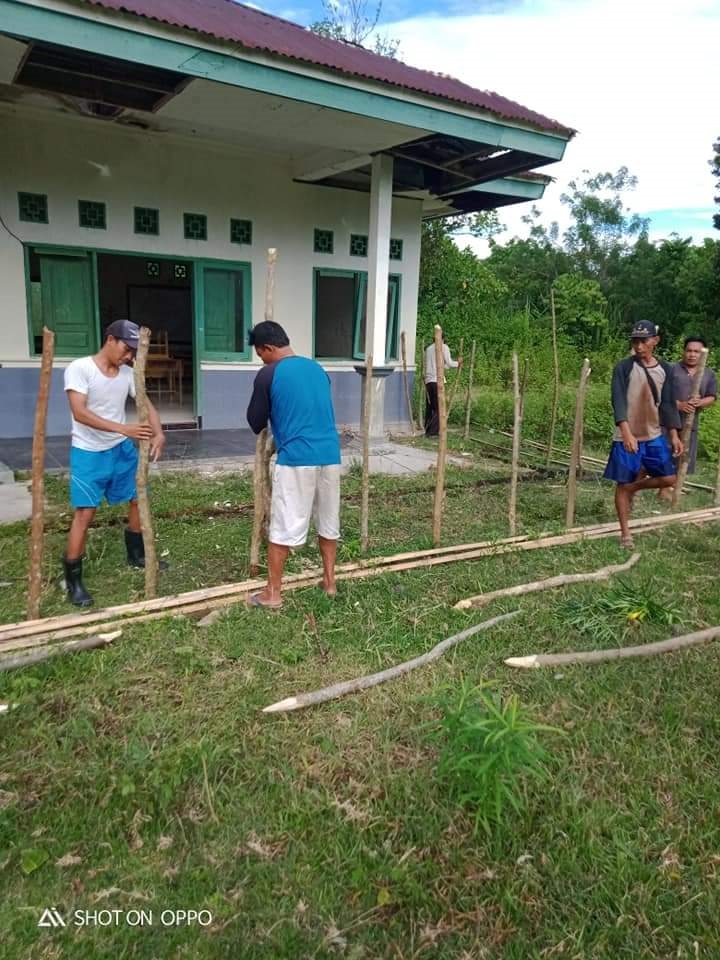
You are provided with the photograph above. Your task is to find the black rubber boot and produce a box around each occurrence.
[62,557,93,607]
[125,529,168,570]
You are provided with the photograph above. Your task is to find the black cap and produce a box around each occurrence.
[105,319,140,350]
[629,320,659,339]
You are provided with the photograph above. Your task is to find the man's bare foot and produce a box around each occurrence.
[321,580,336,598]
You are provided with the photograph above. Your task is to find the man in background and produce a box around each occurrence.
[423,335,460,436]
[246,321,341,608]
[667,336,717,478]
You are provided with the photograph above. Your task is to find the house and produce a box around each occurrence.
[0,0,574,440]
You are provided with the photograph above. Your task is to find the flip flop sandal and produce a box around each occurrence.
[619,536,635,550]
[247,592,283,609]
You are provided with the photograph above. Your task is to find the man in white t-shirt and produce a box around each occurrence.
[423,336,460,436]
[62,319,166,606]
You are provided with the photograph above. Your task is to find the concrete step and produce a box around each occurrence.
[0,462,15,484]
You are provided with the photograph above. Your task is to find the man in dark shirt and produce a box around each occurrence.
[246,321,341,608]
[603,321,683,547]
[670,336,717,473]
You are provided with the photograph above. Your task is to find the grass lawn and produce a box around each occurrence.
[1,443,719,959]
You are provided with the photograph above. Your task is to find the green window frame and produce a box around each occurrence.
[25,246,99,357]
[313,268,400,363]
[194,259,252,361]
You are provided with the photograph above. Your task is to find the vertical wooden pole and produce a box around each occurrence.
[265,248,277,322]
[360,354,373,553]
[509,352,522,536]
[432,326,447,546]
[546,288,560,468]
[715,445,720,507]
[446,337,464,420]
[566,358,591,529]
[672,347,709,508]
[250,428,269,576]
[417,344,425,433]
[463,339,477,441]
[27,327,55,620]
[400,332,416,434]
[133,327,158,599]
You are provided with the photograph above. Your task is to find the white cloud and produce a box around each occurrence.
[386,0,719,247]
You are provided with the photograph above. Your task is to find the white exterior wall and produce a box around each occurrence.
[0,105,422,370]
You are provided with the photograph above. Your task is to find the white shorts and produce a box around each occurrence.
[269,464,341,547]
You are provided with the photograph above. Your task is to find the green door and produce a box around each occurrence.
[39,254,96,355]
[196,262,250,360]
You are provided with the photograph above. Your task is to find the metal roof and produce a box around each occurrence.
[81,0,574,137]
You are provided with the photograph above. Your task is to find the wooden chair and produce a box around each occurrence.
[146,329,182,404]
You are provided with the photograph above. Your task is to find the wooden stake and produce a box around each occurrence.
[505,625,720,669]
[3,507,719,653]
[454,553,640,609]
[463,339,476,442]
[446,336,464,417]
[509,351,522,536]
[0,631,120,673]
[133,327,158,599]
[432,326,447,546]
[715,445,720,507]
[262,610,520,713]
[27,326,54,620]
[400,332,415,434]
[265,248,277,322]
[547,287,560,468]
[360,353,373,553]
[416,345,425,433]
[672,347,709,508]
[249,427,269,576]
[566,358,591,529]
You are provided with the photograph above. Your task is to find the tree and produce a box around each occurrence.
[712,136,720,231]
[311,0,400,58]
[551,274,608,351]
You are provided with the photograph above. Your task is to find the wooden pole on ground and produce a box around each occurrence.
[546,287,560,468]
[508,351,522,536]
[133,327,158,599]
[360,353,373,553]
[432,326,447,546]
[672,347,709,509]
[566,358,591,529]
[463,339,476,442]
[400,332,416,434]
[27,327,55,620]
[446,336,464,418]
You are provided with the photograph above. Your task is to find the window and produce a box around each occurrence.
[314,269,400,362]
[19,192,48,224]
[134,207,159,235]
[26,247,97,356]
[195,260,251,360]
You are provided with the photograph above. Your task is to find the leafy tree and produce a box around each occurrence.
[311,0,400,57]
[551,274,608,350]
[711,135,720,231]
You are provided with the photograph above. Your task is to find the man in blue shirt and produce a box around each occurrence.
[246,321,341,608]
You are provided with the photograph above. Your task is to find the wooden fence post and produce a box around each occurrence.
[446,336,464,420]
[400,332,416,434]
[566,358,591,529]
[360,354,373,553]
[463,339,477,442]
[432,326,447,545]
[133,327,158,599]
[546,287,560,468]
[27,327,55,619]
[672,347,709,508]
[509,352,522,536]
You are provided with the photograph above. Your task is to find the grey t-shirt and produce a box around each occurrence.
[670,363,718,433]
[613,362,666,442]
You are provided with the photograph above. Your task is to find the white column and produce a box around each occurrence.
[364,154,393,364]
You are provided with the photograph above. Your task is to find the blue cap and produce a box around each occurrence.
[105,319,140,350]
[629,320,659,339]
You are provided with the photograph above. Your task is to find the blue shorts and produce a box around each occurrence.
[603,436,675,485]
[70,439,138,508]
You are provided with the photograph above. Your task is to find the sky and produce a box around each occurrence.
[253,0,719,254]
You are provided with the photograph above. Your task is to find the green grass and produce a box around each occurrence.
[1,451,720,958]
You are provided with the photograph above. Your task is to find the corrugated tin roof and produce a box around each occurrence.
[80,0,574,137]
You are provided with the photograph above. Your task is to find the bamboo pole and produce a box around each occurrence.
[0,631,121,673]
[249,427,269,576]
[672,347,709,508]
[262,610,520,714]
[133,327,157,599]
[508,351,522,536]
[446,336,464,418]
[463,339,476,442]
[417,346,425,433]
[565,358,591,529]
[27,327,55,620]
[546,287,560,468]
[432,326,447,546]
[715,446,720,507]
[454,553,640,610]
[400,332,415,434]
[505,625,720,669]
[3,507,720,653]
[265,248,277,322]
[360,353,373,553]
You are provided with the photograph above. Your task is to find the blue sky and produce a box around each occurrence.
[253,0,719,251]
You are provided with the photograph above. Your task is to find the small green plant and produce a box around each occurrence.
[428,681,560,836]
[559,581,683,645]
